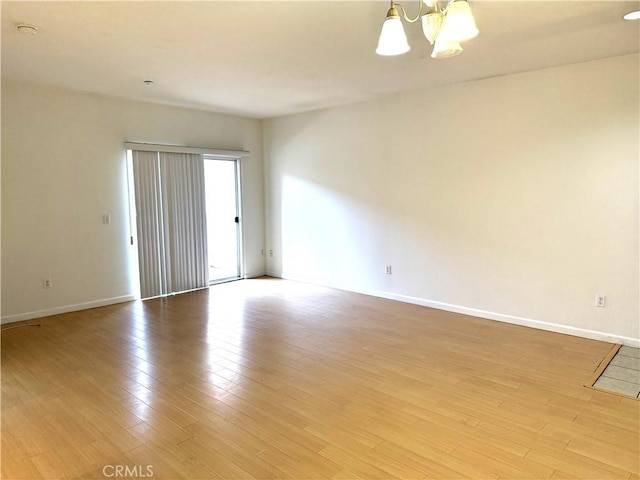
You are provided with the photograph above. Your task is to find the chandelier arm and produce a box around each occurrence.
[394,1,426,23]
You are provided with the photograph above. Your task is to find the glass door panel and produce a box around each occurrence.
[204,159,240,283]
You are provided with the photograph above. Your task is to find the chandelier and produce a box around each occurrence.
[376,0,479,58]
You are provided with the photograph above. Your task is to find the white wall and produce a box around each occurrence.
[1,82,265,322]
[264,54,639,346]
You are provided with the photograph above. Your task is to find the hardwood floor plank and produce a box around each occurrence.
[257,447,330,480]
[318,445,404,480]
[372,441,468,479]
[175,437,256,479]
[2,278,638,479]
[525,446,634,478]
[565,439,640,475]
[0,447,44,480]
[474,419,570,452]
[450,445,555,479]
[179,424,281,479]
[122,444,201,480]
[304,422,425,478]
[542,420,640,452]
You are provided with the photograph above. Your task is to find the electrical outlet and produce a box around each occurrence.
[269,250,273,258]
[102,214,111,225]
[43,278,52,289]
[385,265,392,275]
[595,294,606,308]
[261,249,264,257]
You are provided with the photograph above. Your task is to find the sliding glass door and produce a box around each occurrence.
[204,158,241,284]
[127,147,243,299]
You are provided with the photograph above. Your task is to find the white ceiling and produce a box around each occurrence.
[2,1,639,119]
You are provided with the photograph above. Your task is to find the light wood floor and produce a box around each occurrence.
[2,278,639,479]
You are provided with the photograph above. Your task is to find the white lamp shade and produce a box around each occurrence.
[376,16,410,56]
[439,0,479,42]
[421,12,444,45]
[623,10,640,20]
[431,37,463,58]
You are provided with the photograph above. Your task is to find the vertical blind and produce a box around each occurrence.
[162,153,208,294]
[131,150,208,299]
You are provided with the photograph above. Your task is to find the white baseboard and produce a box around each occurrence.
[277,274,639,348]
[244,270,267,279]
[371,290,640,348]
[1,295,137,325]
[4,278,637,348]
